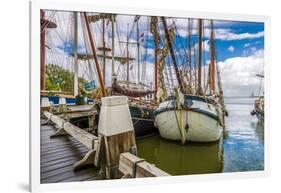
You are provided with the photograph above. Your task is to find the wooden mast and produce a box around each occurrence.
[102,18,106,80]
[196,19,203,95]
[73,12,79,97]
[111,15,115,79]
[188,18,192,83]
[152,17,158,102]
[136,18,140,84]
[161,17,184,93]
[126,24,130,84]
[83,12,107,96]
[40,10,46,91]
[210,20,216,95]
[154,42,158,101]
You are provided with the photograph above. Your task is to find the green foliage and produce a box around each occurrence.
[45,64,86,95]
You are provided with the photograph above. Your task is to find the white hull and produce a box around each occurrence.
[155,96,223,143]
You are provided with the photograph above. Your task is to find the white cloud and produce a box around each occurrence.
[227,45,235,52]
[214,29,264,41]
[218,49,264,96]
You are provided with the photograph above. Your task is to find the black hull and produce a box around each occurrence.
[132,117,158,138]
[95,103,158,138]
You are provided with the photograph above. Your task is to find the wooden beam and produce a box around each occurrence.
[44,111,97,149]
[119,152,170,177]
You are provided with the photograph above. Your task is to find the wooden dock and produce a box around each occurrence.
[40,122,104,183]
[40,100,169,183]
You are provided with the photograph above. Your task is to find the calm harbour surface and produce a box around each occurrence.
[137,97,264,175]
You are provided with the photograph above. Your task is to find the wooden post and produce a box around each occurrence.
[96,96,136,179]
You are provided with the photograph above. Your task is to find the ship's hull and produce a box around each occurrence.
[95,102,157,138]
[155,95,223,143]
[129,105,158,137]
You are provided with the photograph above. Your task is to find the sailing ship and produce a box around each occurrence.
[154,18,227,143]
[251,74,264,122]
[40,11,158,137]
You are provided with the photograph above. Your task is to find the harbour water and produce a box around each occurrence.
[137,97,264,175]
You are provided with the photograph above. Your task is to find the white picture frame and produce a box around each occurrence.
[29,0,271,192]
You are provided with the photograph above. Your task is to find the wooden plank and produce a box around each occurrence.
[40,119,103,184]
[105,131,136,166]
[40,149,88,164]
[119,152,170,177]
[43,111,97,150]
[65,111,96,119]
[63,122,97,149]
[136,161,170,177]
[119,152,144,176]
[42,166,99,183]
[94,135,106,167]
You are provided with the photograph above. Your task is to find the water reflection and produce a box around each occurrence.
[137,97,264,175]
[137,136,223,175]
[223,97,264,172]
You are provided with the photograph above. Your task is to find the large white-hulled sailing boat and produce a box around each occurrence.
[154,18,226,143]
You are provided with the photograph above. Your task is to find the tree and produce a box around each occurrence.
[45,64,86,95]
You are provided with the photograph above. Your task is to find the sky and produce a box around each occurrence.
[43,10,264,97]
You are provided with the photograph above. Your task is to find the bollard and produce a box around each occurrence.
[58,97,68,113]
[41,97,51,112]
[96,96,136,179]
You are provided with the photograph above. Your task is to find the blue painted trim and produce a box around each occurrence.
[40,95,94,105]
[155,95,219,121]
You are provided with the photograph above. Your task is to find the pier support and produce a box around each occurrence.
[95,96,136,179]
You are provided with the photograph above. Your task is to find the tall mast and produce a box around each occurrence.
[102,18,106,80]
[188,18,192,83]
[154,41,158,101]
[193,43,197,91]
[73,12,79,97]
[83,12,106,96]
[126,24,129,84]
[111,15,115,79]
[196,19,203,95]
[210,20,216,95]
[40,10,46,91]
[150,16,159,102]
[161,17,184,93]
[136,18,140,84]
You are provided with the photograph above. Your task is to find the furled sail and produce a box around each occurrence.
[151,18,175,103]
[112,78,153,98]
[87,13,116,23]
